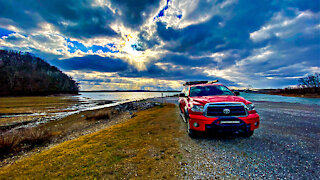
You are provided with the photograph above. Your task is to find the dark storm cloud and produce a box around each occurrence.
[156,0,278,55]
[117,57,236,86]
[109,0,161,28]
[0,0,117,39]
[49,55,130,72]
[155,0,318,56]
[50,54,236,86]
[137,30,160,50]
[49,54,213,80]
[157,54,218,67]
[0,0,319,89]
[151,0,319,88]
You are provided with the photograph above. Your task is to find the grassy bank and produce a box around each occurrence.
[0,104,183,179]
[0,107,119,160]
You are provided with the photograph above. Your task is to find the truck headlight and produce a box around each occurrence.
[191,105,204,112]
[245,103,255,111]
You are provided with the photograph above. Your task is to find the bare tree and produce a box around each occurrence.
[298,73,320,88]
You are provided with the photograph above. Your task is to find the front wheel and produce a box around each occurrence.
[243,130,254,137]
[186,115,196,138]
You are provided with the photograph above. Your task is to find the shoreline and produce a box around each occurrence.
[0,104,183,179]
[0,100,161,167]
[0,95,176,132]
[262,92,320,98]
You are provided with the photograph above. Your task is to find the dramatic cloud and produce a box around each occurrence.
[0,0,319,90]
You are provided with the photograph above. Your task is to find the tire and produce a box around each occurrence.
[186,114,196,138]
[243,130,254,137]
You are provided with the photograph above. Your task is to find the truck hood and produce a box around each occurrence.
[190,95,250,105]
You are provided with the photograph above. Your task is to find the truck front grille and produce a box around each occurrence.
[205,103,247,117]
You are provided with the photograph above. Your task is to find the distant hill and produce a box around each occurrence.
[0,50,79,96]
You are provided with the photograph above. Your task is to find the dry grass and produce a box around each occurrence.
[0,104,183,179]
[85,109,117,121]
[0,127,53,158]
[0,106,122,161]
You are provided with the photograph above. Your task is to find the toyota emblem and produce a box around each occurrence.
[223,109,231,114]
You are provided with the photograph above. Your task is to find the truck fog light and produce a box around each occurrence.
[193,122,199,127]
[254,122,259,126]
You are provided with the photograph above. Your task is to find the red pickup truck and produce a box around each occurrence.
[178,81,260,137]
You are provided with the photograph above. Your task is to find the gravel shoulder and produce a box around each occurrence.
[172,99,320,179]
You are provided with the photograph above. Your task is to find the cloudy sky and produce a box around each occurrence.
[0,0,319,90]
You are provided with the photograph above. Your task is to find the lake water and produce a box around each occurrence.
[240,92,320,106]
[79,91,320,106]
[79,92,179,101]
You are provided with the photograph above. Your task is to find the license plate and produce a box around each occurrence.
[220,121,240,124]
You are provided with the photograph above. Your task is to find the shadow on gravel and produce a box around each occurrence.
[192,132,250,141]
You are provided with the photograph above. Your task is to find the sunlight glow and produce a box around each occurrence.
[121,34,142,56]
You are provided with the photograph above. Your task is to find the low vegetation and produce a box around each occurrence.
[0,104,183,179]
[0,127,53,158]
[0,50,79,96]
[85,108,118,121]
[0,107,118,160]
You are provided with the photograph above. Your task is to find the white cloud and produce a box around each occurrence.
[250,10,320,42]
[65,70,184,91]
[154,0,237,29]
[235,46,274,66]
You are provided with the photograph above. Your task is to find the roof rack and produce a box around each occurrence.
[183,80,219,86]
[207,80,219,84]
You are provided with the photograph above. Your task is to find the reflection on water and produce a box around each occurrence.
[79,92,179,101]
[80,92,320,106]
[240,92,320,106]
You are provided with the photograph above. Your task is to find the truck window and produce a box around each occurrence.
[189,85,234,97]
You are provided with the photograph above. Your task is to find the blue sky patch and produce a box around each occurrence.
[154,0,171,20]
[0,28,15,38]
[66,38,119,54]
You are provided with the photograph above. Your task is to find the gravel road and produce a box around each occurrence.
[151,97,320,179]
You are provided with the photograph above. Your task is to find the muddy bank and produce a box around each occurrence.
[0,99,118,132]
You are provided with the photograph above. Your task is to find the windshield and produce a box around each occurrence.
[189,85,234,97]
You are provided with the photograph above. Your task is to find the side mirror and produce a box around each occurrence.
[179,93,186,97]
[234,91,240,96]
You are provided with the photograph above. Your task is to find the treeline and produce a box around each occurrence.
[276,87,320,95]
[261,73,320,96]
[280,73,320,95]
[0,50,79,96]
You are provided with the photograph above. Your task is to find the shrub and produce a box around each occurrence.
[86,110,112,121]
[0,134,21,156]
[0,127,53,158]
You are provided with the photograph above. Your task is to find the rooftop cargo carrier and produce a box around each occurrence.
[183,80,219,86]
